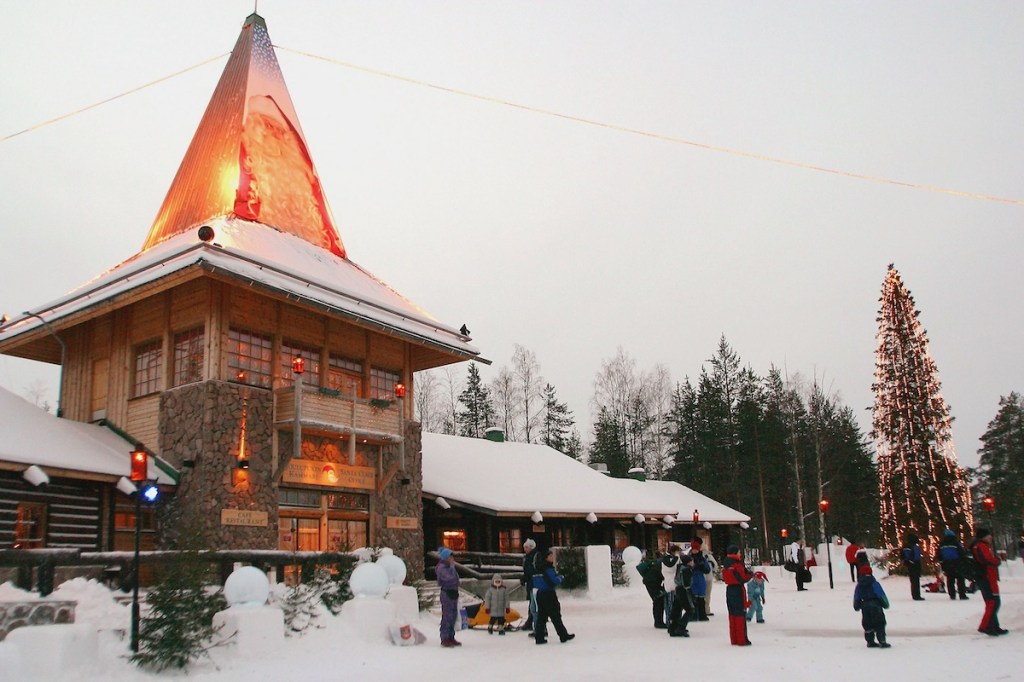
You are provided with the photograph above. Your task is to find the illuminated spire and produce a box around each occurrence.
[143,13,345,257]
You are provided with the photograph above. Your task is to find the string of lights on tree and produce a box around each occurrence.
[872,264,973,553]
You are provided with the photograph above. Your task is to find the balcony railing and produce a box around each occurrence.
[273,386,401,440]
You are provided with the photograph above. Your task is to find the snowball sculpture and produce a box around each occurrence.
[349,561,390,598]
[621,545,642,566]
[223,566,270,607]
[352,547,374,563]
[377,555,407,585]
[377,547,394,558]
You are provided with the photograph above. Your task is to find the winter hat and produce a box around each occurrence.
[753,571,768,582]
[858,564,873,576]
[944,529,955,537]
[523,538,537,551]
[975,527,992,540]
[691,537,703,548]
[492,574,504,585]
[727,544,739,555]
[438,547,453,561]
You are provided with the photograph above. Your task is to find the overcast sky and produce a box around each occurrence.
[2,1,1022,468]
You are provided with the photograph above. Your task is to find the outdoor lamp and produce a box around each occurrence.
[23,465,49,487]
[394,383,406,399]
[291,356,304,374]
[531,511,544,524]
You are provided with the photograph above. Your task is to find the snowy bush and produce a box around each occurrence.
[556,547,587,590]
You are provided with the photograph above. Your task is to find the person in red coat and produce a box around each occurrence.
[722,545,753,646]
[969,528,1007,636]
[845,538,862,583]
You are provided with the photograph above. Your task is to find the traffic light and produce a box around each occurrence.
[130,449,148,482]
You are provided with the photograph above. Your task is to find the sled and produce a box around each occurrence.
[464,602,524,628]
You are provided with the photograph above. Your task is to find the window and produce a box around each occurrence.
[370,367,400,400]
[328,355,363,396]
[280,342,320,387]
[14,502,47,549]
[133,340,163,397]
[550,527,573,548]
[441,529,467,552]
[327,493,369,511]
[172,327,204,386]
[498,528,522,554]
[227,328,273,388]
[279,489,320,508]
[327,519,369,552]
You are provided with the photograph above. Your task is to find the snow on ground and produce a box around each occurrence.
[1,564,1021,681]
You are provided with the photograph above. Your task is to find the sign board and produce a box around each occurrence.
[221,509,269,527]
[386,516,418,530]
[282,459,375,490]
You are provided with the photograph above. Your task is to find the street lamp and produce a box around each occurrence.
[982,496,996,550]
[819,498,834,590]
[780,528,788,566]
[128,446,159,653]
[292,356,304,466]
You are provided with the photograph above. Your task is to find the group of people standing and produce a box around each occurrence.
[642,539,757,646]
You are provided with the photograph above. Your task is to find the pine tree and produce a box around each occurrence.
[456,362,495,438]
[974,392,1024,548]
[590,406,629,477]
[872,264,973,553]
[539,383,575,454]
[132,549,226,671]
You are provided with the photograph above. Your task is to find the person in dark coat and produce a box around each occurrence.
[532,547,575,644]
[654,545,682,629]
[667,553,694,637]
[436,547,462,647]
[935,529,969,601]
[722,545,753,646]
[901,532,924,600]
[521,538,538,633]
[969,528,1007,636]
[790,538,809,591]
[853,563,891,648]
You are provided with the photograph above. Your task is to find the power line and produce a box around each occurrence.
[278,45,1024,207]
[0,54,228,144]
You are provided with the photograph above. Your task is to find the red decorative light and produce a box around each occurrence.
[781,528,789,539]
[291,356,305,374]
[982,496,996,513]
[692,509,699,523]
[819,498,830,513]
[130,449,148,482]
[394,383,406,399]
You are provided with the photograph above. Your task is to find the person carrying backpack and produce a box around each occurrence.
[668,552,695,637]
[636,549,668,629]
[901,532,924,601]
[853,563,891,648]
[969,528,1007,636]
[935,529,969,601]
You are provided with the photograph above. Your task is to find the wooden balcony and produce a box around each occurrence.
[273,386,402,441]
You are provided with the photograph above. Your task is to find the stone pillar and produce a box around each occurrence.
[376,421,425,581]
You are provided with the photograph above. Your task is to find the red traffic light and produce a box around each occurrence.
[130,449,148,482]
[982,496,996,513]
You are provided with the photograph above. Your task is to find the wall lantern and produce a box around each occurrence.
[531,511,544,524]
[662,515,676,525]
[291,356,305,374]
[739,521,750,530]
[23,465,49,487]
[237,458,250,469]
[702,521,712,529]
[692,509,700,524]
[130,448,148,482]
[394,383,406,399]
[585,512,598,524]
[435,496,451,510]
[633,514,646,524]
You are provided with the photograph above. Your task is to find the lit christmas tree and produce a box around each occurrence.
[872,264,973,553]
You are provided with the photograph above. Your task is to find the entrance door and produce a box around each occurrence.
[278,517,321,584]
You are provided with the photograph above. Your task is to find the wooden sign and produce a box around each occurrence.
[221,509,269,527]
[386,516,418,530]
[282,459,375,490]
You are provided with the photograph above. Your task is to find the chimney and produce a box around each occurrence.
[484,427,505,443]
[627,467,646,482]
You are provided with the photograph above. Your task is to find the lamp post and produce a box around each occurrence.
[292,356,304,466]
[780,528,788,566]
[819,498,834,590]
[692,509,699,540]
[128,448,147,653]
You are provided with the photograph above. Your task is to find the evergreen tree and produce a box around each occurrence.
[132,548,226,671]
[974,392,1024,549]
[872,264,973,552]
[539,383,575,454]
[457,362,495,438]
[564,429,584,461]
[590,406,629,477]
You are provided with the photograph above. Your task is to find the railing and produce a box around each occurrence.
[274,386,401,438]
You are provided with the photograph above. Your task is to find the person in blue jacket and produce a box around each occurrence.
[901,532,924,601]
[436,547,462,647]
[532,547,575,645]
[853,564,891,648]
[935,529,969,600]
[690,538,711,620]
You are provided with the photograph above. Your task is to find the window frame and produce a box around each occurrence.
[132,339,163,397]
[227,327,274,388]
[172,326,205,387]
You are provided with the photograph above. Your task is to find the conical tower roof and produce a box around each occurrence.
[142,13,345,257]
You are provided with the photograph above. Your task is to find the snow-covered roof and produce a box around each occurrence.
[0,386,175,484]
[0,216,479,364]
[421,432,749,522]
